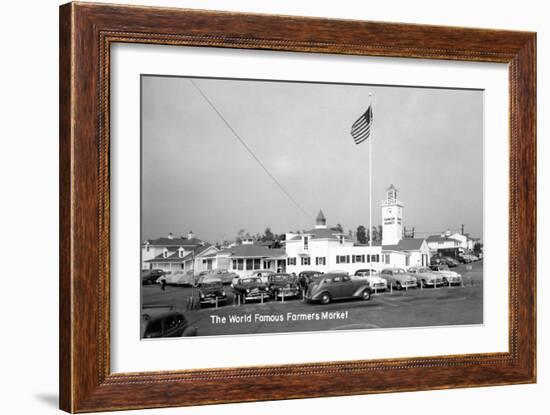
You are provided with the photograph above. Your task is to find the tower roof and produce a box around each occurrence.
[386,184,397,191]
[316,209,326,224]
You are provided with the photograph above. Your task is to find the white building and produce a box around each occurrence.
[142,231,219,273]
[285,210,383,275]
[285,185,431,274]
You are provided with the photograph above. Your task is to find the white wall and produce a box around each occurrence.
[0,1,546,415]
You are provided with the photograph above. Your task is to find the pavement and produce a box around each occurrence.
[142,261,483,337]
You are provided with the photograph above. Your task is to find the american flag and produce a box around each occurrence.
[350,105,373,145]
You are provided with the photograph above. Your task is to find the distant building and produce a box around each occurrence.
[142,231,218,273]
[285,185,430,274]
[216,244,286,278]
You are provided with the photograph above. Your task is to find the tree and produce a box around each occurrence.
[263,227,274,241]
[378,225,383,241]
[371,226,379,241]
[356,225,367,244]
[236,228,245,245]
[473,241,483,254]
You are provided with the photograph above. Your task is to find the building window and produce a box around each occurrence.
[353,255,364,263]
[253,258,261,269]
[180,263,184,270]
[233,259,244,270]
[303,236,309,251]
[405,256,410,266]
[246,259,254,270]
[146,245,150,252]
[339,236,344,244]
[301,257,311,266]
[336,255,350,264]
[287,257,297,266]
[384,254,390,264]
[315,257,326,266]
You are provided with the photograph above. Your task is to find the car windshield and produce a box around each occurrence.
[395,269,406,274]
[419,268,430,273]
[201,281,221,288]
[272,275,291,282]
[241,278,261,284]
[357,270,377,276]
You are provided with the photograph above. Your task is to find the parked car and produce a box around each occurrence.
[380,268,417,290]
[232,277,269,302]
[158,271,195,286]
[141,269,165,285]
[429,264,463,285]
[353,269,387,291]
[298,270,324,290]
[208,269,238,285]
[141,306,197,338]
[442,256,459,267]
[305,273,372,304]
[406,266,444,287]
[267,273,301,299]
[198,277,227,307]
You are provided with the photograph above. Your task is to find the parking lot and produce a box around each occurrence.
[142,261,483,337]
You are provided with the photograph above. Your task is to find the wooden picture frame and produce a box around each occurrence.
[59,2,536,412]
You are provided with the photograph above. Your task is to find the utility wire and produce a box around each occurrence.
[189,79,312,220]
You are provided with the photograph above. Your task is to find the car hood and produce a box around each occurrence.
[200,286,224,294]
[365,276,385,284]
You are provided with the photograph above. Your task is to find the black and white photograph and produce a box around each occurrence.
[140,75,484,339]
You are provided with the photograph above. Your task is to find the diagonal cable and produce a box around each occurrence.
[189,79,311,219]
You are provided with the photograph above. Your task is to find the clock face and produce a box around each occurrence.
[388,208,393,214]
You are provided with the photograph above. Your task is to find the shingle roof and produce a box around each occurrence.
[289,228,344,241]
[426,235,454,243]
[146,251,191,263]
[146,243,213,263]
[218,244,285,258]
[383,238,426,251]
[145,236,207,247]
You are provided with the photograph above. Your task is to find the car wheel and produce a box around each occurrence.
[320,292,331,305]
[396,281,402,290]
[361,290,371,301]
[442,277,448,285]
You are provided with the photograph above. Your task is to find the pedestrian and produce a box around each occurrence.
[161,278,166,291]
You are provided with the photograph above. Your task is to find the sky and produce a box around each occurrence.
[141,75,483,243]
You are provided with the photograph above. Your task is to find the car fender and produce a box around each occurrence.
[353,285,371,297]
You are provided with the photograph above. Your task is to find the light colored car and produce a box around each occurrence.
[353,269,387,291]
[380,268,417,290]
[158,271,195,286]
[429,264,463,285]
[407,266,444,287]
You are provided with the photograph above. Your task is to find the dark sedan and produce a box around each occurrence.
[232,277,269,302]
[267,273,301,300]
[141,306,197,338]
[305,273,372,305]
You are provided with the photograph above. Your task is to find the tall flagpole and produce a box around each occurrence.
[368,92,373,271]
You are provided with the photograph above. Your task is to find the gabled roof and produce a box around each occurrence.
[218,244,285,258]
[146,251,191,263]
[426,235,455,243]
[383,238,426,251]
[144,236,206,247]
[146,243,213,263]
[289,228,344,241]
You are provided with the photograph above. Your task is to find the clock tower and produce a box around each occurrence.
[381,184,403,246]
